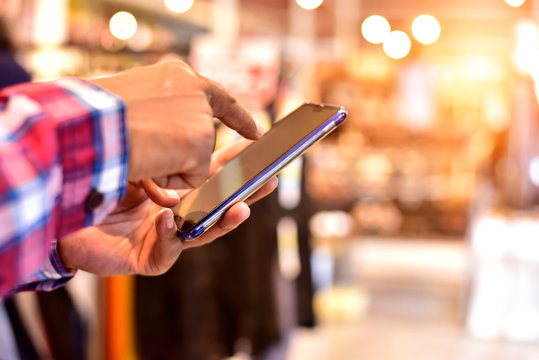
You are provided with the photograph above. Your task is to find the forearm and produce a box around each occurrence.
[0,78,128,297]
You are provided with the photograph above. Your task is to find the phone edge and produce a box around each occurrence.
[179,105,347,240]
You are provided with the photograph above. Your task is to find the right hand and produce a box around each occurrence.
[57,140,278,277]
[91,61,264,189]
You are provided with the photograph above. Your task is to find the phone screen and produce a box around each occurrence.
[173,103,345,237]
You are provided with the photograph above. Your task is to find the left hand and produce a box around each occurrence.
[57,141,277,276]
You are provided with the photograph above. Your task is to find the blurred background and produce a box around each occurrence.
[3,0,539,359]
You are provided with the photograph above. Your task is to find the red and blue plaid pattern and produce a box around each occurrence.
[0,78,128,297]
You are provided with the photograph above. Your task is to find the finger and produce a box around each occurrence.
[205,78,264,140]
[141,179,181,207]
[151,175,197,191]
[151,176,168,188]
[180,175,277,249]
[181,202,250,249]
[154,208,184,273]
[244,176,278,206]
[209,139,253,174]
[150,140,255,199]
[153,141,255,199]
[156,141,255,193]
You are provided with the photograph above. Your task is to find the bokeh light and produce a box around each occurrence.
[505,0,526,7]
[412,14,441,45]
[296,0,324,10]
[383,30,412,59]
[361,15,391,44]
[513,20,539,76]
[164,0,195,13]
[109,11,137,40]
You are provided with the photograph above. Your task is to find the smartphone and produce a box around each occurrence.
[172,102,347,240]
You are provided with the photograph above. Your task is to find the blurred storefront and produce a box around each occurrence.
[4,0,539,359]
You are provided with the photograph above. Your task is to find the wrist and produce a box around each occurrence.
[56,237,77,271]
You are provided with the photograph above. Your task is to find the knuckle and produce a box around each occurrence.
[160,61,199,88]
[227,93,238,106]
[161,60,184,72]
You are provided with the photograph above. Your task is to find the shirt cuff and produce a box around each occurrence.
[13,239,76,294]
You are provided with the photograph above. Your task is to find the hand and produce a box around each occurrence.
[91,61,264,189]
[57,141,277,276]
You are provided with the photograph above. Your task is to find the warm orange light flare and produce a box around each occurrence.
[109,11,137,40]
[165,0,194,13]
[513,20,539,76]
[505,0,526,7]
[383,31,411,59]
[361,15,391,44]
[412,15,441,45]
[296,0,323,10]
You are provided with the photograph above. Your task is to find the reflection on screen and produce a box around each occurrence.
[175,104,342,232]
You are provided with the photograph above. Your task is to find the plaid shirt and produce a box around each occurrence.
[0,78,128,297]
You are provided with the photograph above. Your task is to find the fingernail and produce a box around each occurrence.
[165,210,175,229]
[239,202,251,221]
[163,188,180,200]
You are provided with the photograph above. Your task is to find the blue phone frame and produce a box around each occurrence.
[178,103,347,240]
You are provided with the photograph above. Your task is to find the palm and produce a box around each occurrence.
[61,182,183,276]
[96,183,176,274]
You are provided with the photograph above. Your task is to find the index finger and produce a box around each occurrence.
[205,78,264,140]
[209,139,252,173]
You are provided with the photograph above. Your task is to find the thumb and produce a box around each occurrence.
[153,208,183,274]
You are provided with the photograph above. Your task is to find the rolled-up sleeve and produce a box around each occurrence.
[0,78,128,297]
